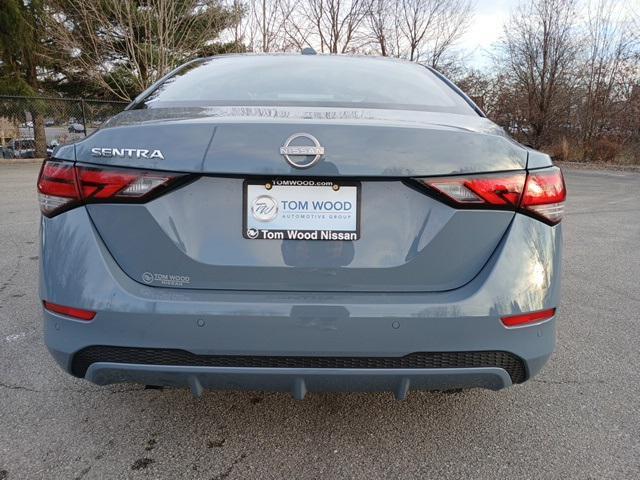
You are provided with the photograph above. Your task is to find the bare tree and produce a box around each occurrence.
[47,0,243,100]
[578,0,638,160]
[366,0,399,56]
[398,0,442,61]
[395,0,471,64]
[424,0,472,68]
[456,69,496,113]
[365,0,472,66]
[495,0,579,148]
[300,0,373,53]
[243,0,302,52]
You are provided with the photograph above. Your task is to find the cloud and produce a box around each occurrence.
[459,10,510,68]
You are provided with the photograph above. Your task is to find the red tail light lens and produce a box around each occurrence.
[37,160,188,217]
[37,161,80,216]
[414,166,566,225]
[419,172,526,208]
[501,308,556,328]
[520,167,566,225]
[43,301,96,321]
[76,166,176,201]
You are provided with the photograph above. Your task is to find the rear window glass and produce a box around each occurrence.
[135,55,475,115]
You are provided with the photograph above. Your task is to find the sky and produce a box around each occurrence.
[458,0,520,68]
[457,0,639,68]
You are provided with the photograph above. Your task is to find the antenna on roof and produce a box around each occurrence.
[301,47,317,55]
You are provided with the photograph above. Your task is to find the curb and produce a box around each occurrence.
[556,161,640,173]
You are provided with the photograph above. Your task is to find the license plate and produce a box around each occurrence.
[243,179,360,241]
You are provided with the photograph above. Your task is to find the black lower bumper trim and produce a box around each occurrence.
[71,346,526,384]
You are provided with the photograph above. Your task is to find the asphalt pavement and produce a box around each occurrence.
[0,163,638,479]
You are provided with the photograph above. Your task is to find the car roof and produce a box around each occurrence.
[198,52,425,68]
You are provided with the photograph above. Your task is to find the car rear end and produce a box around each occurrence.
[39,55,564,399]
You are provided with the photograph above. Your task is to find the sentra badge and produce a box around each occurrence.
[90,147,165,160]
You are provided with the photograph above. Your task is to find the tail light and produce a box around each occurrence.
[37,161,79,216]
[419,172,526,208]
[37,160,189,217]
[414,166,566,225]
[520,167,566,224]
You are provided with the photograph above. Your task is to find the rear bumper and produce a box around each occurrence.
[41,207,561,397]
[44,308,555,398]
[85,364,514,400]
[70,347,528,398]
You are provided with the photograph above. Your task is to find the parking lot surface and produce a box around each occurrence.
[0,163,638,479]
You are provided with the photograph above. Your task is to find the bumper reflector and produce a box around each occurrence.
[501,308,555,328]
[43,301,96,321]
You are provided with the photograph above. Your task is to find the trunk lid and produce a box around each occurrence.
[78,107,525,292]
[76,107,526,176]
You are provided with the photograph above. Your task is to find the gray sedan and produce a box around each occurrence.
[37,53,566,399]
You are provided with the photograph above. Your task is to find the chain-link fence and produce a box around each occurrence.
[0,95,128,159]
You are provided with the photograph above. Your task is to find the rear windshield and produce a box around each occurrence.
[134,55,476,115]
